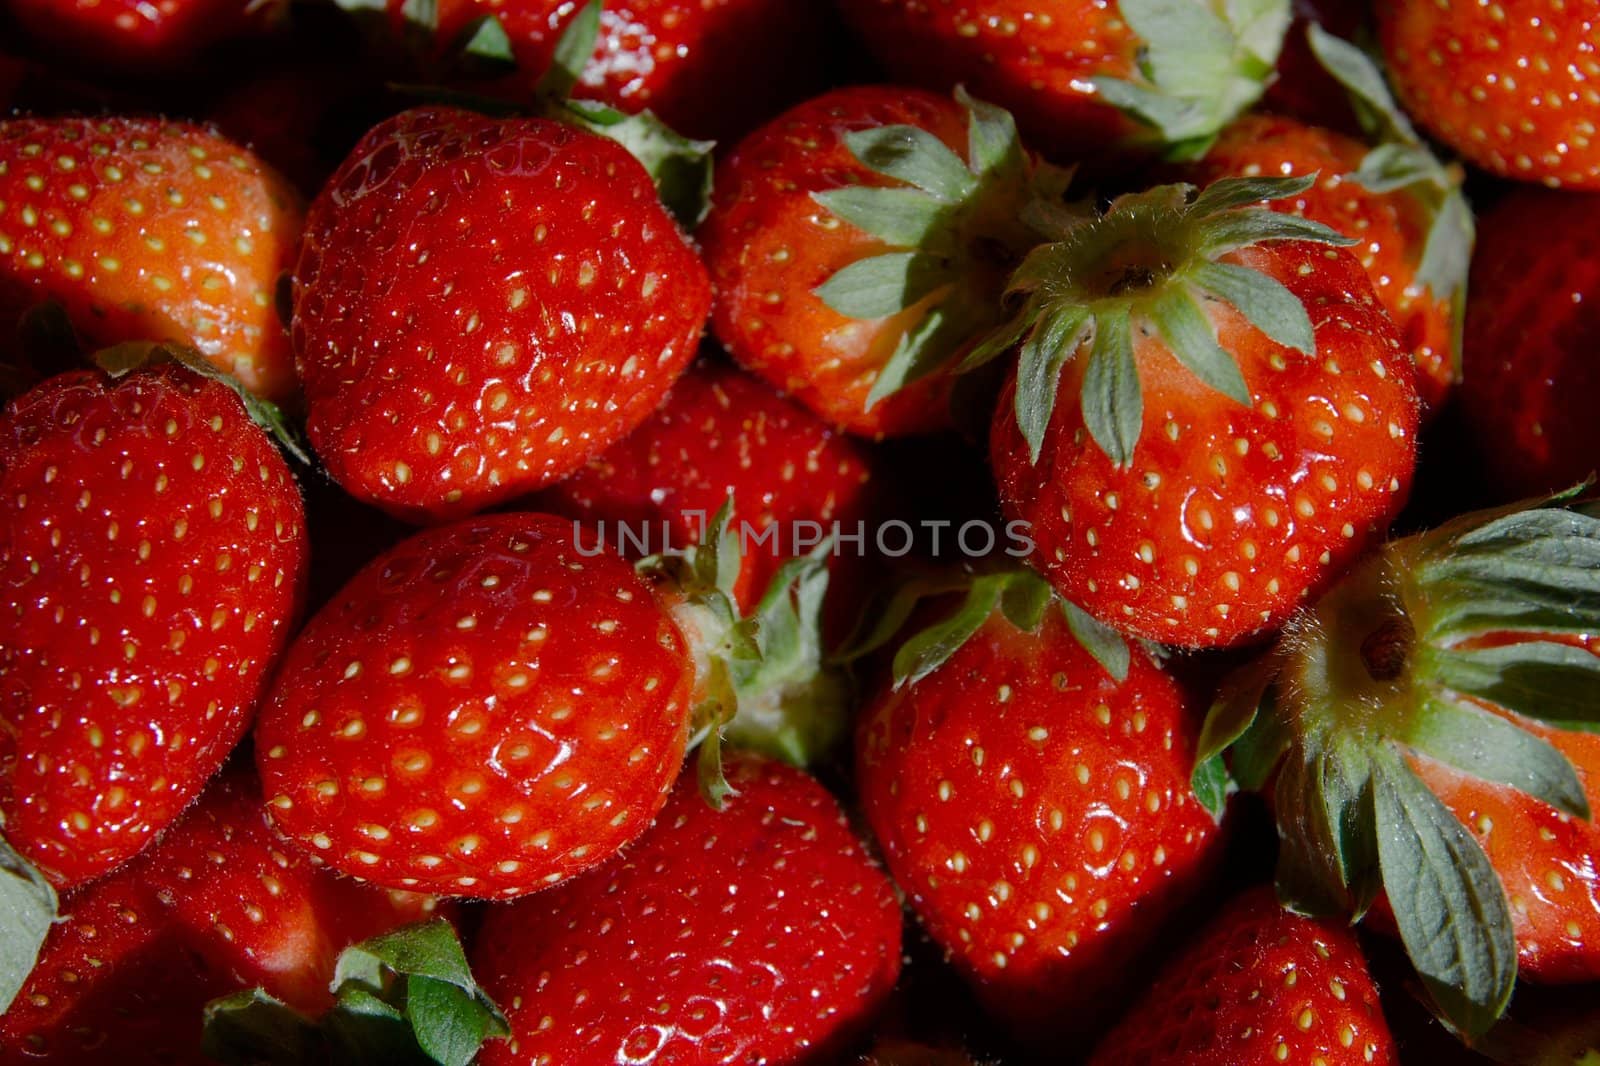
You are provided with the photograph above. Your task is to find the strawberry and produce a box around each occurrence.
[0,355,308,890]
[292,105,711,522]
[1088,886,1397,1065]
[1185,27,1475,414]
[1379,0,1600,190]
[539,356,876,614]
[700,86,1070,438]
[855,570,1223,1046]
[0,766,441,1064]
[1193,501,1600,1038]
[255,508,842,897]
[984,175,1420,648]
[835,0,1292,161]
[5,0,280,71]
[416,0,832,142]
[0,117,304,402]
[1459,189,1600,500]
[472,752,903,1065]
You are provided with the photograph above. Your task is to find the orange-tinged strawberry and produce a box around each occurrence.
[6,0,279,71]
[1187,112,1463,412]
[701,86,1070,439]
[0,118,303,402]
[0,360,308,890]
[1380,0,1600,190]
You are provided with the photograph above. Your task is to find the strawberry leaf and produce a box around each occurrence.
[1059,598,1130,683]
[844,125,978,202]
[0,839,56,1015]
[1404,697,1590,819]
[1185,260,1314,355]
[1421,642,1600,733]
[723,549,852,768]
[1191,653,1280,816]
[865,304,966,408]
[202,989,324,1066]
[893,574,1010,687]
[1372,747,1517,1040]
[535,0,600,101]
[997,569,1052,632]
[1090,0,1289,153]
[1305,23,1418,145]
[556,99,714,228]
[1015,304,1090,461]
[811,186,949,249]
[1147,286,1251,405]
[814,252,952,320]
[957,84,1024,175]
[335,920,509,1065]
[1080,307,1140,467]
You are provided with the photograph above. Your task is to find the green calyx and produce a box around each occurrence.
[1092,0,1292,159]
[811,87,1082,409]
[1193,498,1600,1040]
[977,174,1355,468]
[842,565,1130,690]
[1308,24,1474,373]
[638,499,851,808]
[93,340,312,465]
[203,919,509,1066]
[0,838,57,1017]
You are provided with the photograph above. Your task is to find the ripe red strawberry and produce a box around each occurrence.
[540,357,876,614]
[419,0,831,142]
[1460,189,1600,500]
[472,753,902,1065]
[836,0,1291,160]
[988,175,1420,648]
[1379,0,1600,189]
[1195,502,1600,1037]
[1186,32,1474,413]
[700,86,1068,439]
[5,0,280,71]
[0,358,308,889]
[0,117,304,402]
[255,508,839,897]
[292,106,710,522]
[1088,886,1397,1065]
[856,571,1223,1046]
[0,767,441,1065]
[255,512,690,898]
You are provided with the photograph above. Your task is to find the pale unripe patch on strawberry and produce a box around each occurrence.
[0,118,302,400]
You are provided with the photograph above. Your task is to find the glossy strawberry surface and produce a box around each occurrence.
[474,754,903,1065]
[0,365,307,888]
[255,512,692,898]
[293,107,710,522]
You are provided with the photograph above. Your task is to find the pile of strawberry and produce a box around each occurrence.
[3,0,1600,1063]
